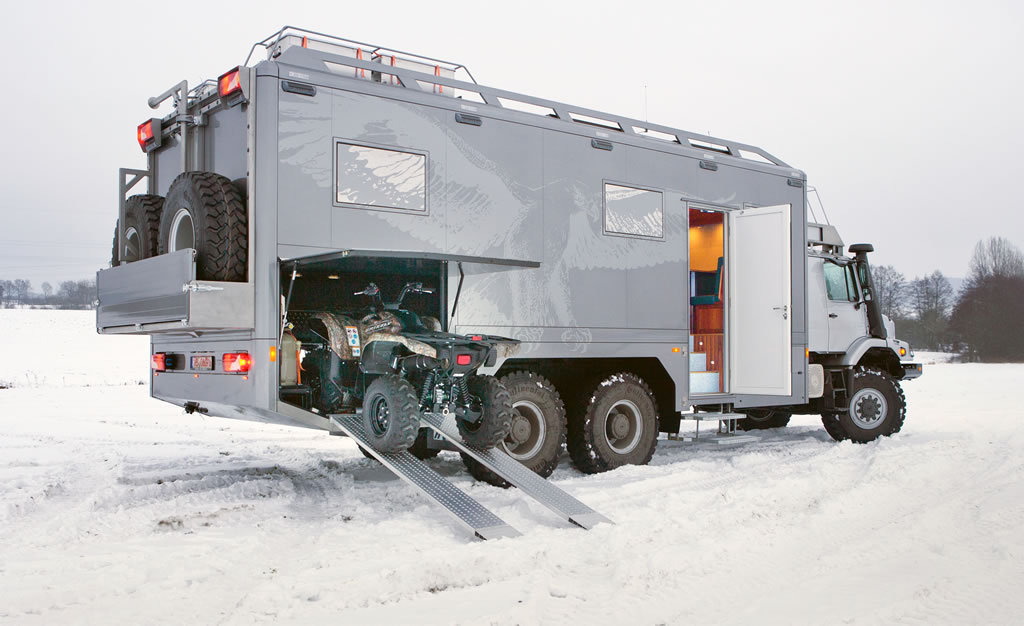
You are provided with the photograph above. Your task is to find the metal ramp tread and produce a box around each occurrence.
[680,412,745,421]
[329,414,520,541]
[420,412,613,530]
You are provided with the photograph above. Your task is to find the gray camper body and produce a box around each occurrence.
[98,30,878,436]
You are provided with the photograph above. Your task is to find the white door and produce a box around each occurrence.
[822,261,869,352]
[728,204,792,396]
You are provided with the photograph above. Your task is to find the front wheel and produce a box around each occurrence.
[361,375,420,453]
[821,366,906,443]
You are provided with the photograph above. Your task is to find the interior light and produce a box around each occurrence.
[328,275,340,280]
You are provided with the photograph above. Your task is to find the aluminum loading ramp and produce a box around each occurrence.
[329,413,611,540]
[420,412,612,530]
[330,414,520,540]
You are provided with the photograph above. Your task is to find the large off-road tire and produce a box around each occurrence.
[111,194,163,265]
[737,408,792,431]
[361,375,420,453]
[567,372,658,474]
[821,366,906,443]
[461,371,566,487]
[456,375,513,450]
[159,172,247,281]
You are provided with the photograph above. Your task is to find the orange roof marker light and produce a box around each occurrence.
[218,67,249,107]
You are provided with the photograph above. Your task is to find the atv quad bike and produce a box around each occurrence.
[292,282,518,455]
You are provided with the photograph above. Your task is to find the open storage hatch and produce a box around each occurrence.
[96,249,254,335]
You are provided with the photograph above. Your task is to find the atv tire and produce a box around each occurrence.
[112,194,163,265]
[737,409,792,431]
[567,372,658,474]
[461,371,565,487]
[409,428,441,460]
[456,375,513,450]
[821,366,906,443]
[159,172,247,281]
[361,375,420,453]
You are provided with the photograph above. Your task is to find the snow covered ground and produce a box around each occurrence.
[1,310,1022,624]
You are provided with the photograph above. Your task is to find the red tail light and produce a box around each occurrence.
[151,353,166,372]
[218,68,242,98]
[470,335,483,341]
[223,352,252,373]
[137,118,161,152]
[456,354,472,366]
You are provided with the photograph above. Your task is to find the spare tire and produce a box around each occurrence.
[159,172,247,281]
[111,194,163,266]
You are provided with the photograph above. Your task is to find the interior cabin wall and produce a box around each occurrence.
[282,257,444,323]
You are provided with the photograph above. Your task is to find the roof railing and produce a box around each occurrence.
[244,27,790,170]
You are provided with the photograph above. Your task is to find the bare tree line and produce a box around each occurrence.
[872,237,1024,361]
[0,279,96,309]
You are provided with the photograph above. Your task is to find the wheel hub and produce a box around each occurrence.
[501,400,546,461]
[849,388,888,430]
[371,398,390,435]
[609,411,630,439]
[510,414,531,444]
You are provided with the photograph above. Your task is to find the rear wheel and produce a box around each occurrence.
[408,428,441,460]
[821,366,906,443]
[461,371,566,487]
[361,375,419,453]
[456,375,512,450]
[159,172,247,281]
[737,409,792,431]
[567,372,658,474]
[112,194,163,265]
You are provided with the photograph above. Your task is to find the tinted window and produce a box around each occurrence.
[336,142,426,212]
[824,262,858,302]
[604,183,663,238]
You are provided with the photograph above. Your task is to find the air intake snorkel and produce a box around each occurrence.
[849,243,887,340]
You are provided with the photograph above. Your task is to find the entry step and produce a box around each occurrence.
[679,412,744,421]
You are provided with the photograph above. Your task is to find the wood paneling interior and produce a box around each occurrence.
[691,332,724,392]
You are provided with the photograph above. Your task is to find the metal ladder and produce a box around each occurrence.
[330,413,611,540]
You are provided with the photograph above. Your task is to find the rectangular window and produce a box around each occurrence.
[824,262,858,302]
[335,142,426,212]
[604,183,663,239]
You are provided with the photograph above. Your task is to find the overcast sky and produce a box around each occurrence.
[2,0,1021,288]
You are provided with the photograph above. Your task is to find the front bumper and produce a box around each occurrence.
[901,362,923,380]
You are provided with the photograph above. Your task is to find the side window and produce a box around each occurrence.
[604,183,663,239]
[824,262,858,302]
[335,141,427,212]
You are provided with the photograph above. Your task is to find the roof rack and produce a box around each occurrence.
[245,26,476,84]
[245,27,790,169]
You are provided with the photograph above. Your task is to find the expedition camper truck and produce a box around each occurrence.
[97,27,922,537]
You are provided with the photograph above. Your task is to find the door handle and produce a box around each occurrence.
[829,313,838,318]
[773,305,788,319]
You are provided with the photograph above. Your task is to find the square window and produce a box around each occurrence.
[604,183,663,239]
[336,142,426,212]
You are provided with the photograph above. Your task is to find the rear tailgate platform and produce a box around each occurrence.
[96,249,253,335]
